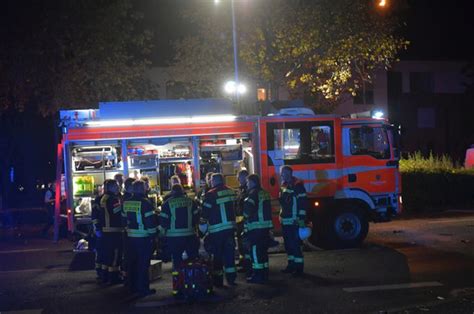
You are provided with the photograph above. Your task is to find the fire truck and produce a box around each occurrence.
[57,99,402,249]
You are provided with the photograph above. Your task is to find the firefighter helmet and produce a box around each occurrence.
[298,227,312,240]
[198,223,208,234]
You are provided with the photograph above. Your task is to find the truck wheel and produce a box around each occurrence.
[321,203,369,249]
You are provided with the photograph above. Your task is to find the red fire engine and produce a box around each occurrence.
[57,99,401,248]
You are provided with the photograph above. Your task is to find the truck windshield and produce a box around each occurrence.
[350,126,390,159]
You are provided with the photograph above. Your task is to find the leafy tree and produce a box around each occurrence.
[0,0,158,116]
[0,0,159,208]
[171,0,408,110]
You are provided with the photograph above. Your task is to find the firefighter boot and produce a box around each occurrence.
[212,270,224,288]
[246,269,265,284]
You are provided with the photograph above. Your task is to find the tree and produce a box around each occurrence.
[0,0,158,116]
[0,0,159,208]
[171,0,408,111]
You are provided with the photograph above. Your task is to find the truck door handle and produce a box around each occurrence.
[348,174,357,182]
[270,177,276,186]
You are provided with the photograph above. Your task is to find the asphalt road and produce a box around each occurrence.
[0,211,473,314]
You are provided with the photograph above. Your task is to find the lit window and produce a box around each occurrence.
[257,88,266,101]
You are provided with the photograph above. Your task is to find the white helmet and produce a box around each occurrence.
[76,239,88,250]
[198,223,208,234]
[298,227,312,240]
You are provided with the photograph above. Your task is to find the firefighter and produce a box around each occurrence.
[279,165,308,276]
[122,180,158,297]
[162,175,184,203]
[195,172,214,206]
[92,179,123,284]
[123,178,136,202]
[235,169,251,275]
[91,185,105,283]
[121,177,136,286]
[41,182,55,238]
[201,173,237,286]
[141,176,159,212]
[159,183,200,296]
[243,174,274,284]
[114,173,124,194]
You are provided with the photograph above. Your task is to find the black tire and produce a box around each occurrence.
[317,202,369,249]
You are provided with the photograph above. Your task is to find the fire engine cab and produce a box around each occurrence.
[58,99,402,249]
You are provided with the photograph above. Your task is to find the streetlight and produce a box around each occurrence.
[224,80,246,95]
[215,0,241,105]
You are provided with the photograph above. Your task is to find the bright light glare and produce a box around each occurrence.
[224,81,246,94]
[85,115,237,127]
[237,83,247,94]
[214,0,220,3]
[378,0,386,7]
[224,81,237,94]
[372,111,384,119]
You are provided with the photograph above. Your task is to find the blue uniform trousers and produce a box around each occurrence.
[245,229,270,280]
[207,229,236,285]
[127,237,153,294]
[102,232,123,283]
[282,225,304,272]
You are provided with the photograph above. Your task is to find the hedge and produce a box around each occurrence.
[399,152,474,212]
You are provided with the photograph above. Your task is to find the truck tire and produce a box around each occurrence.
[317,203,369,249]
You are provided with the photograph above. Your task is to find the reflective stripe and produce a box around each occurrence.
[292,196,297,220]
[281,188,294,193]
[216,196,236,204]
[288,255,295,261]
[296,193,307,198]
[145,211,155,218]
[246,221,273,231]
[281,218,296,225]
[203,202,212,208]
[102,227,122,232]
[165,229,195,237]
[298,210,306,216]
[244,197,255,205]
[217,189,235,197]
[127,229,151,237]
[113,206,122,214]
[294,257,304,264]
[158,226,167,236]
[236,215,244,223]
[108,266,120,272]
[252,245,265,269]
[225,267,236,273]
[92,219,99,224]
[208,222,235,233]
[219,203,228,224]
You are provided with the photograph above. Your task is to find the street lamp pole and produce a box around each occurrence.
[230,0,240,105]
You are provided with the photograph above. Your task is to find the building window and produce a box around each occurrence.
[410,72,434,93]
[257,88,266,101]
[353,82,374,105]
[417,107,435,128]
